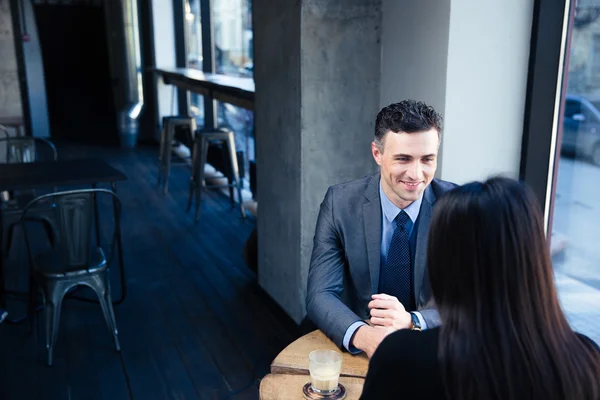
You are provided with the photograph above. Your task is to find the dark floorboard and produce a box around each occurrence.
[0,143,297,400]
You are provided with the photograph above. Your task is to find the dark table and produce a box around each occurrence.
[0,159,126,190]
[153,67,255,111]
[0,159,128,314]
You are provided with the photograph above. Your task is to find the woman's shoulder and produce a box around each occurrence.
[575,332,600,353]
[362,328,444,399]
[371,327,440,369]
[380,327,440,350]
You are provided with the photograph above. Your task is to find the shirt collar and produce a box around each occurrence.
[379,180,423,224]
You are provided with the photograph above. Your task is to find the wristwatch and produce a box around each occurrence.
[410,312,422,331]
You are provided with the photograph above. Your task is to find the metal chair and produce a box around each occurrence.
[0,137,57,263]
[0,136,57,164]
[187,127,246,222]
[157,116,196,194]
[21,189,122,366]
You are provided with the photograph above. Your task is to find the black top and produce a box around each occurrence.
[0,159,127,191]
[360,328,600,400]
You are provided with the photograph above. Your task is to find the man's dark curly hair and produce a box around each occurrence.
[374,100,443,150]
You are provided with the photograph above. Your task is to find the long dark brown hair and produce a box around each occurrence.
[428,177,600,400]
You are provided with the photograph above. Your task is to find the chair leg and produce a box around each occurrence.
[5,221,16,255]
[43,282,65,367]
[28,275,36,336]
[93,274,121,352]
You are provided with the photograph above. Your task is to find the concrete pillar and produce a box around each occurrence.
[254,0,382,323]
[0,0,23,121]
[22,0,51,138]
[379,0,451,178]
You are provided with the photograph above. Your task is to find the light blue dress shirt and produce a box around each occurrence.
[342,182,427,353]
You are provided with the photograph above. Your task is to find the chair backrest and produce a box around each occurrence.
[21,189,122,270]
[0,137,57,164]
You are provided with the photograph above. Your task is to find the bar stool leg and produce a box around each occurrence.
[157,121,167,186]
[226,132,246,219]
[163,122,174,195]
[194,137,209,222]
[187,140,199,213]
[225,145,235,209]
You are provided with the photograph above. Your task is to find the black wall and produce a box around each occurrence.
[34,4,117,146]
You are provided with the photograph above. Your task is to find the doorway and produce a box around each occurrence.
[34,2,117,146]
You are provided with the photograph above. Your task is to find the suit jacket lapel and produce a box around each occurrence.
[413,185,436,303]
[363,175,382,294]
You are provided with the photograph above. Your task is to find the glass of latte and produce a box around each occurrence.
[308,350,343,394]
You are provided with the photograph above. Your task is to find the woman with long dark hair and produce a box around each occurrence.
[360,177,600,400]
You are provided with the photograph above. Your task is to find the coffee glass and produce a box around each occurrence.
[308,350,343,394]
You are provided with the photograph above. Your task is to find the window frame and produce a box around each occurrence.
[519,0,576,236]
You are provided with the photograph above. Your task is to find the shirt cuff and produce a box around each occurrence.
[412,311,428,330]
[343,321,367,354]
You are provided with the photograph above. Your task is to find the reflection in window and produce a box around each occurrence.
[553,0,600,344]
[213,0,254,185]
[213,0,253,77]
[185,0,204,126]
[183,0,254,187]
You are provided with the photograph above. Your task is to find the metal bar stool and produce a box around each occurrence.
[157,116,197,194]
[187,127,246,222]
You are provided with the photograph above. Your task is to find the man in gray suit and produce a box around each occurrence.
[306,100,456,358]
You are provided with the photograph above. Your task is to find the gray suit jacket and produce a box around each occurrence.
[306,174,457,348]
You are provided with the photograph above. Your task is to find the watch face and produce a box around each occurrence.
[411,313,421,330]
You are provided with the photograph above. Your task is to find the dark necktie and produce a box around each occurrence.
[380,210,413,309]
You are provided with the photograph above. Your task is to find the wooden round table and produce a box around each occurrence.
[260,330,369,399]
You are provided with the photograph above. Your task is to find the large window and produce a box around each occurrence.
[184,0,204,126]
[551,1,600,344]
[213,0,254,185]
[213,0,253,77]
[183,0,254,186]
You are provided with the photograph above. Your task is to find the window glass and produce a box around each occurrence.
[185,0,204,125]
[213,0,254,184]
[552,0,600,344]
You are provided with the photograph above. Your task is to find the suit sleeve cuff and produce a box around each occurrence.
[412,311,428,330]
[343,321,367,354]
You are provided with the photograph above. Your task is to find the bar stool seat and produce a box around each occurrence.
[187,127,246,222]
[157,116,197,194]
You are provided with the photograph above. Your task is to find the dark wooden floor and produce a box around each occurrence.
[0,143,297,400]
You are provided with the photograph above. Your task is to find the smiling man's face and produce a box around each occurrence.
[372,128,439,209]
